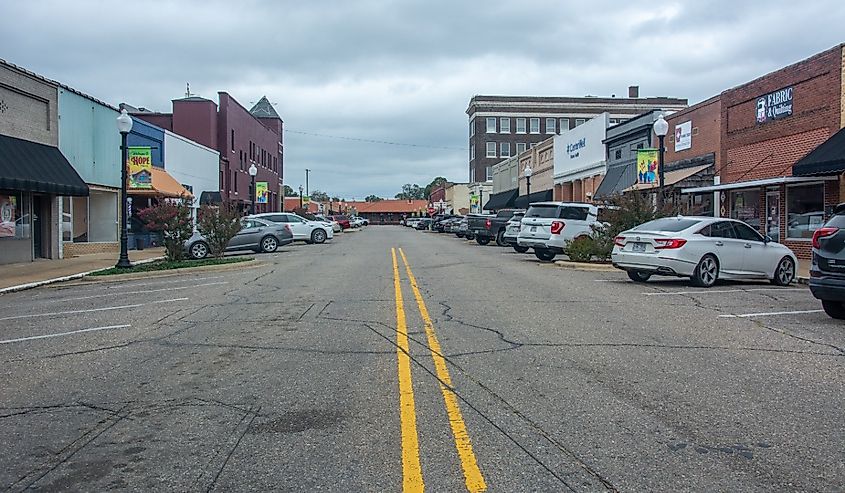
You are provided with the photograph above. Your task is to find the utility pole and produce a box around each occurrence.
[305,169,310,197]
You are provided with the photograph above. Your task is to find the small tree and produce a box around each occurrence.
[197,203,242,258]
[138,199,194,261]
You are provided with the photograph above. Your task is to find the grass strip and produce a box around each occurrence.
[90,256,253,276]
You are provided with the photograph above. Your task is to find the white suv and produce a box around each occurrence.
[517,202,600,261]
[249,212,334,244]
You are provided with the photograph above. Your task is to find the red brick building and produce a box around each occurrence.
[131,93,283,213]
[683,43,845,259]
[345,200,428,224]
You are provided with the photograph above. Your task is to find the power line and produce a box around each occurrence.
[284,128,468,151]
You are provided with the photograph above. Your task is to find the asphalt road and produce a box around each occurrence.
[1,226,843,492]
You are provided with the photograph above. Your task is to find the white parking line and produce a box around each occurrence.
[47,282,227,303]
[0,298,189,321]
[719,309,825,318]
[0,324,132,344]
[645,288,803,296]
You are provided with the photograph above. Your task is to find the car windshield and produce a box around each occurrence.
[525,205,559,218]
[633,218,702,232]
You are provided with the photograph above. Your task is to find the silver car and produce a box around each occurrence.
[249,212,334,244]
[503,212,526,252]
[185,217,294,259]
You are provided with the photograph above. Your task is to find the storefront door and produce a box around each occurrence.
[766,192,780,243]
[32,195,43,258]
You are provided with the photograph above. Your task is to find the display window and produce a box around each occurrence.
[786,183,824,239]
[0,191,29,239]
[730,189,761,230]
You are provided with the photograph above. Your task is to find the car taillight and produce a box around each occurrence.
[812,227,839,249]
[614,236,626,247]
[654,238,687,249]
[550,221,565,235]
[485,219,491,229]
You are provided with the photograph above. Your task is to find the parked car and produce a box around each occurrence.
[503,211,527,252]
[442,217,463,234]
[517,202,600,261]
[328,215,351,230]
[612,216,797,287]
[249,212,333,244]
[414,218,432,230]
[315,215,342,233]
[809,205,845,318]
[467,209,522,246]
[185,217,293,259]
[350,216,368,228]
[432,214,457,233]
[404,217,421,228]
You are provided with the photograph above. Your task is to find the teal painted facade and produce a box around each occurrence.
[58,89,121,188]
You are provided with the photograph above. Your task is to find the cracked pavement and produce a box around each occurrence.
[1,227,843,492]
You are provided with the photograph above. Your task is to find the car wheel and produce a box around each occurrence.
[189,241,209,260]
[534,249,556,262]
[495,230,507,247]
[476,236,490,245]
[821,300,845,319]
[513,245,529,253]
[260,235,278,253]
[311,229,327,244]
[456,233,464,238]
[466,233,475,240]
[771,256,795,286]
[627,271,651,283]
[691,254,719,287]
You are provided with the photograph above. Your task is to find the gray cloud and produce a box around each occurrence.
[2,0,843,198]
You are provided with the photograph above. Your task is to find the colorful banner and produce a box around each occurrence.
[0,195,16,237]
[302,195,311,205]
[255,181,269,204]
[637,148,658,185]
[469,194,479,206]
[128,147,153,189]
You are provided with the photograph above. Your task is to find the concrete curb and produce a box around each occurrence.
[553,260,618,272]
[0,256,164,295]
[75,259,262,284]
[797,276,809,285]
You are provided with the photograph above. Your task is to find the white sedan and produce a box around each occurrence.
[248,213,334,244]
[612,216,797,287]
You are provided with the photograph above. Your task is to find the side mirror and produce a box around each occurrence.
[764,235,773,243]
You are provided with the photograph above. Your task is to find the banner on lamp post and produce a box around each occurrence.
[636,148,658,185]
[255,181,268,204]
[127,147,152,189]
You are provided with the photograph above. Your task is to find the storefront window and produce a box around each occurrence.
[0,191,28,240]
[787,183,824,239]
[730,189,760,231]
[687,193,713,217]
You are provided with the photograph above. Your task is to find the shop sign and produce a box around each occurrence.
[674,121,692,151]
[756,86,793,124]
[128,147,153,189]
[0,195,16,237]
[636,149,658,184]
[255,181,269,204]
[566,138,586,159]
[554,113,608,177]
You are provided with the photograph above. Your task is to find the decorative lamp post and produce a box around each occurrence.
[116,109,134,269]
[299,185,304,210]
[523,165,533,197]
[248,163,258,214]
[653,114,669,209]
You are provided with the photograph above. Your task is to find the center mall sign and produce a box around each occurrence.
[756,86,793,124]
[566,138,586,159]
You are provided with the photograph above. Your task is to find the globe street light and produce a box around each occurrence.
[116,109,134,269]
[653,113,669,209]
[248,163,258,215]
[523,164,533,197]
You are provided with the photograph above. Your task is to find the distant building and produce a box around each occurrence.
[344,199,429,224]
[466,89,688,184]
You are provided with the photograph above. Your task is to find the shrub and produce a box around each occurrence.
[562,236,595,262]
[197,203,242,258]
[138,200,194,261]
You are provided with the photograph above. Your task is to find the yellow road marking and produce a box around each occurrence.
[392,248,424,492]
[399,248,487,493]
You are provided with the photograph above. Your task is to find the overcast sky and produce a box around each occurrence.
[2,0,843,199]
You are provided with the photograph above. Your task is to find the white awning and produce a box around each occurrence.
[681,175,836,194]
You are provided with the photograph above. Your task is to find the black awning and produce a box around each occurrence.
[199,191,222,205]
[595,162,635,199]
[0,133,88,196]
[514,189,553,209]
[793,127,845,176]
[482,189,518,210]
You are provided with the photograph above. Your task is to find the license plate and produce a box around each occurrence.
[530,226,537,232]
[632,242,647,252]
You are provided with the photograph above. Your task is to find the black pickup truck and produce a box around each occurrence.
[466,209,522,246]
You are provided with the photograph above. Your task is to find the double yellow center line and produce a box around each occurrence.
[391,247,487,493]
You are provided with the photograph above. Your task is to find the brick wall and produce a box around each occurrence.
[517,138,554,195]
[662,96,721,169]
[0,62,58,146]
[63,242,118,257]
[721,44,843,184]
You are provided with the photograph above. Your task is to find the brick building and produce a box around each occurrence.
[683,44,845,259]
[131,93,283,212]
[466,89,688,185]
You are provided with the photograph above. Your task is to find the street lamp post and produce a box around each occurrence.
[524,165,533,198]
[653,114,669,209]
[299,185,304,210]
[116,109,134,269]
[248,164,258,214]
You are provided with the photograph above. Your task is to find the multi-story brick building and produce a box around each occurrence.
[466,89,688,185]
[131,93,283,212]
[683,43,845,259]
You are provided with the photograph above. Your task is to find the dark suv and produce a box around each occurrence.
[810,204,845,319]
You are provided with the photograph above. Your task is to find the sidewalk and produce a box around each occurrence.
[0,248,165,293]
[798,258,810,285]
